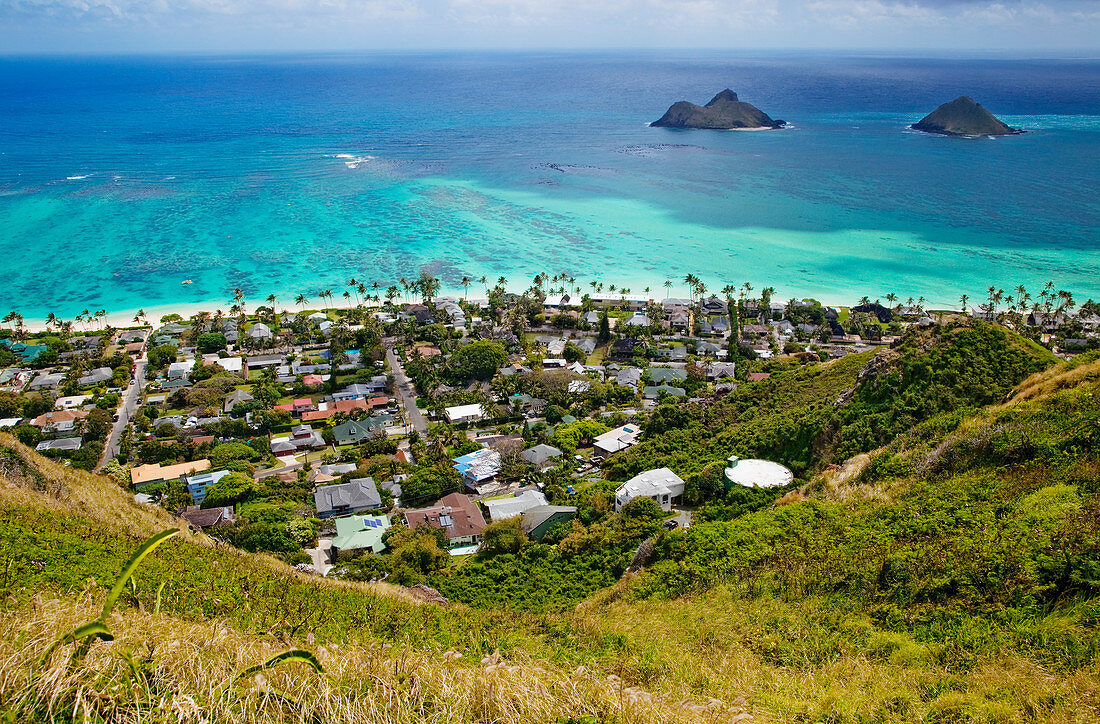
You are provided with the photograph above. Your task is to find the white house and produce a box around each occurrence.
[614,468,686,512]
[445,403,487,424]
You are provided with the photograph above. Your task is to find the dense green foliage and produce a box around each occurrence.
[446,341,507,382]
[605,322,1054,483]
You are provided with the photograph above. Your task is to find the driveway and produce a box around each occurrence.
[670,506,693,529]
[385,341,428,435]
[98,332,148,469]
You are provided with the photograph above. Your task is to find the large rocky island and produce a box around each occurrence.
[652,89,785,130]
[911,96,1022,137]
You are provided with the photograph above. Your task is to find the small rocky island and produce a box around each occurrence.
[911,96,1022,137]
[652,89,786,130]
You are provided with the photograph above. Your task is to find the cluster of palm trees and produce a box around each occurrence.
[959,282,1077,324]
[2,308,112,341]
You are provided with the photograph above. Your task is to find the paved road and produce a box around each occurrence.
[385,342,428,435]
[98,333,148,469]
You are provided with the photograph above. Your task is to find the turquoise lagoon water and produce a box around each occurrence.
[0,53,1098,319]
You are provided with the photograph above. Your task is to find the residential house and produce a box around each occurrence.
[708,361,736,380]
[185,469,232,505]
[581,310,601,326]
[331,416,389,446]
[699,296,727,315]
[36,438,83,452]
[53,394,92,409]
[668,312,691,331]
[31,409,89,434]
[166,361,192,380]
[453,448,502,490]
[78,367,113,386]
[29,372,64,390]
[130,459,212,489]
[520,505,577,541]
[330,514,391,555]
[519,443,563,470]
[663,298,692,314]
[404,493,487,548]
[247,323,273,340]
[223,389,253,414]
[614,468,686,512]
[700,316,731,336]
[445,403,486,424]
[314,477,382,519]
[644,384,686,400]
[609,338,643,361]
[648,367,687,384]
[615,367,643,389]
[177,505,236,529]
[271,425,325,454]
[593,424,642,457]
[483,488,549,521]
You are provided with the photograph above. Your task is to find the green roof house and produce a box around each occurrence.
[331,513,391,555]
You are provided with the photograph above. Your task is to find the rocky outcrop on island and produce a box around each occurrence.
[911,96,1022,137]
[652,89,785,130]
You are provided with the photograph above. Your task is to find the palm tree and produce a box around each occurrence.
[418,272,440,305]
[885,293,898,310]
[295,293,308,310]
[684,274,699,303]
[45,312,57,330]
[959,294,969,313]
[461,276,471,300]
[664,279,673,298]
[497,276,508,289]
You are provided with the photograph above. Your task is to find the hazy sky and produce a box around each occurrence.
[2,0,1099,53]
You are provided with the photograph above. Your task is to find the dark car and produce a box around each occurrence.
[663,519,679,530]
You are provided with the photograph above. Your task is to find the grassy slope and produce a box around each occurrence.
[0,436,746,723]
[598,354,1100,722]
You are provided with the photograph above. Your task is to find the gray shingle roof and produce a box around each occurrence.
[314,478,381,517]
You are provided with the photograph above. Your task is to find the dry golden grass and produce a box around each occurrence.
[1,597,753,724]
[1005,356,1100,406]
[574,586,1100,723]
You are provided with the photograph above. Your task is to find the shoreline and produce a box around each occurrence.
[15,282,972,335]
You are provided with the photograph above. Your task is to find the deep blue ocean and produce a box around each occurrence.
[0,52,1098,320]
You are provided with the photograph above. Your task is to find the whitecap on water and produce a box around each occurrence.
[66,175,90,180]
